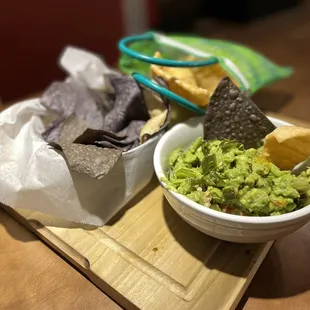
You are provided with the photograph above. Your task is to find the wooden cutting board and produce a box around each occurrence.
[6,111,307,310]
[6,179,272,310]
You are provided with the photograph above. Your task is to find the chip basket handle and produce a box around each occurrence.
[118,32,218,68]
[133,73,205,115]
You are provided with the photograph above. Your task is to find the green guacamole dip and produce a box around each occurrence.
[164,137,310,216]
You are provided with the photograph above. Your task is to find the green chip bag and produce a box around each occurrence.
[119,32,293,95]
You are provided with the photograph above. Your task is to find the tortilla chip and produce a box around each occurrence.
[103,74,149,132]
[182,54,240,92]
[262,126,310,170]
[137,82,171,142]
[42,118,65,143]
[153,76,196,125]
[62,144,122,179]
[41,73,171,179]
[151,52,210,108]
[140,80,166,118]
[58,116,89,147]
[140,110,168,143]
[204,77,276,149]
[117,120,146,147]
[41,81,105,129]
[75,120,145,151]
[47,116,122,178]
[150,52,242,108]
[152,52,197,86]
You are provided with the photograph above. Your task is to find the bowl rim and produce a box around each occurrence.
[153,115,310,225]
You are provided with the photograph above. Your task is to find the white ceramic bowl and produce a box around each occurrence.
[154,116,310,243]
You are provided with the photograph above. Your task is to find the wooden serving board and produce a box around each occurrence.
[6,178,272,310]
[5,111,308,310]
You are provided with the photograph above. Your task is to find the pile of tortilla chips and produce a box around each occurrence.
[151,52,240,108]
[41,73,170,179]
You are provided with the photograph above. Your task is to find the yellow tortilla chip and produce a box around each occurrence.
[182,55,238,92]
[262,126,310,170]
[140,110,168,143]
[152,52,197,86]
[141,83,166,118]
[151,52,210,107]
[151,52,240,108]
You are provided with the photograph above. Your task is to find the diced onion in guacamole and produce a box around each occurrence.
[163,137,310,216]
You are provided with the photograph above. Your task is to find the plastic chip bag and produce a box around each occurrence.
[119,32,293,96]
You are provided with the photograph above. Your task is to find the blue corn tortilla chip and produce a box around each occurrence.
[41,74,151,147]
[41,73,170,178]
[102,74,149,132]
[42,117,65,143]
[59,143,122,179]
[41,81,106,130]
[204,77,276,149]
[41,74,169,150]
[74,120,145,151]
[49,116,122,179]
[57,116,88,146]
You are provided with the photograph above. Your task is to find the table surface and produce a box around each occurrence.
[1,2,310,309]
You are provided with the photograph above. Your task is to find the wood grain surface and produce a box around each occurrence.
[0,208,120,310]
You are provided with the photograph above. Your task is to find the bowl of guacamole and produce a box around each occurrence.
[153,116,310,243]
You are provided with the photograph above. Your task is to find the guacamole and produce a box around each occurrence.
[164,137,310,216]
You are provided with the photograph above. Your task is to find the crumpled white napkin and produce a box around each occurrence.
[0,46,159,225]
